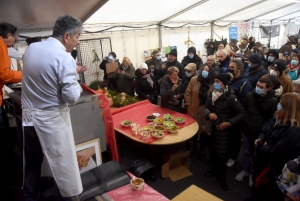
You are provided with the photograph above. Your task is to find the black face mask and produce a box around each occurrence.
[228,69,235,76]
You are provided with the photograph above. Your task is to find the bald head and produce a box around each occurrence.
[207,55,215,66]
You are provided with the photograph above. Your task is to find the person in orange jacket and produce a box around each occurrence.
[0,23,22,132]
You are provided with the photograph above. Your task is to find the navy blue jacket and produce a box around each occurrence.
[247,63,268,89]
[228,71,252,105]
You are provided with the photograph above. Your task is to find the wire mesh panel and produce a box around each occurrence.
[77,38,112,85]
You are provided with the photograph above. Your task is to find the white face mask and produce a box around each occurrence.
[270,69,277,76]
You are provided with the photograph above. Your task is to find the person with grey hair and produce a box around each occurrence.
[21,15,86,200]
[292,78,300,96]
[206,55,220,75]
[146,49,162,70]
[216,49,231,73]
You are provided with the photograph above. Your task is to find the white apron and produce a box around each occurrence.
[22,106,83,197]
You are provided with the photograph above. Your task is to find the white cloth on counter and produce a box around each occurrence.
[21,37,82,126]
[8,47,24,60]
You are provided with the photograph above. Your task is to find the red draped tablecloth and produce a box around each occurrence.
[112,100,196,143]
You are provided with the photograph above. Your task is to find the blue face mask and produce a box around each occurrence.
[156,56,161,60]
[277,103,282,111]
[214,83,221,90]
[291,60,299,66]
[189,54,194,59]
[202,70,209,78]
[248,63,252,68]
[185,71,192,77]
[268,56,275,63]
[108,55,114,61]
[255,87,265,95]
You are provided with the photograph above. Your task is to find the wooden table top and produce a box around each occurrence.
[171,185,222,201]
[114,121,199,145]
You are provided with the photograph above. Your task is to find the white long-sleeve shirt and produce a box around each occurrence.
[22,37,82,126]
[8,47,23,60]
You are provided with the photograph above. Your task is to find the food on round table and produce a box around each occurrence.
[154,125,166,131]
[146,115,157,121]
[148,122,157,127]
[141,126,154,131]
[163,121,175,127]
[151,130,164,138]
[131,178,145,191]
[154,118,164,124]
[163,114,174,120]
[174,117,186,123]
[121,120,132,127]
[167,125,179,133]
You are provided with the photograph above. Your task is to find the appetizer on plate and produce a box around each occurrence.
[141,126,154,131]
[151,130,164,139]
[154,125,166,131]
[174,117,186,124]
[121,120,132,127]
[146,115,157,121]
[163,114,174,120]
[153,118,164,125]
[163,121,175,127]
[167,125,179,133]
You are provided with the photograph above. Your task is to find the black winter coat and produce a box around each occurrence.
[158,60,185,79]
[134,74,158,102]
[204,87,245,154]
[160,76,184,112]
[247,63,268,89]
[181,54,203,70]
[241,90,277,136]
[257,118,300,178]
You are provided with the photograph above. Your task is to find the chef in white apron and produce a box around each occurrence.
[21,15,87,201]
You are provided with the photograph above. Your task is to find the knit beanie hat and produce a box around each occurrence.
[248,53,261,64]
[215,73,231,86]
[272,60,286,76]
[139,63,148,70]
[169,49,177,57]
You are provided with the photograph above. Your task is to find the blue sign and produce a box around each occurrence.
[229,26,238,41]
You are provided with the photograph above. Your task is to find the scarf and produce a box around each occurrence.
[168,75,178,85]
[197,75,210,106]
[212,90,223,105]
[142,74,154,88]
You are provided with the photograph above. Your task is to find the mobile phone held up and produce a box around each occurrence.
[285,52,289,56]
[119,66,124,71]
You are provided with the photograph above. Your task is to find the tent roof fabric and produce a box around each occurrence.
[0,0,299,31]
[85,0,300,25]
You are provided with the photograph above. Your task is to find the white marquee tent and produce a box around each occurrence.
[1,0,300,84]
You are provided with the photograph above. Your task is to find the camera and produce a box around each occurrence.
[119,66,124,71]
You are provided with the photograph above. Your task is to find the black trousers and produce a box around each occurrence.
[23,126,74,201]
[209,149,229,181]
[228,130,241,160]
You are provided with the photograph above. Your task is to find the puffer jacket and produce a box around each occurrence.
[248,62,268,89]
[160,75,184,112]
[241,90,277,136]
[112,64,135,96]
[257,118,300,178]
[204,87,245,154]
[181,47,203,70]
[228,71,252,104]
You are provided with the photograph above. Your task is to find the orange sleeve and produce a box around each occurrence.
[0,40,22,83]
